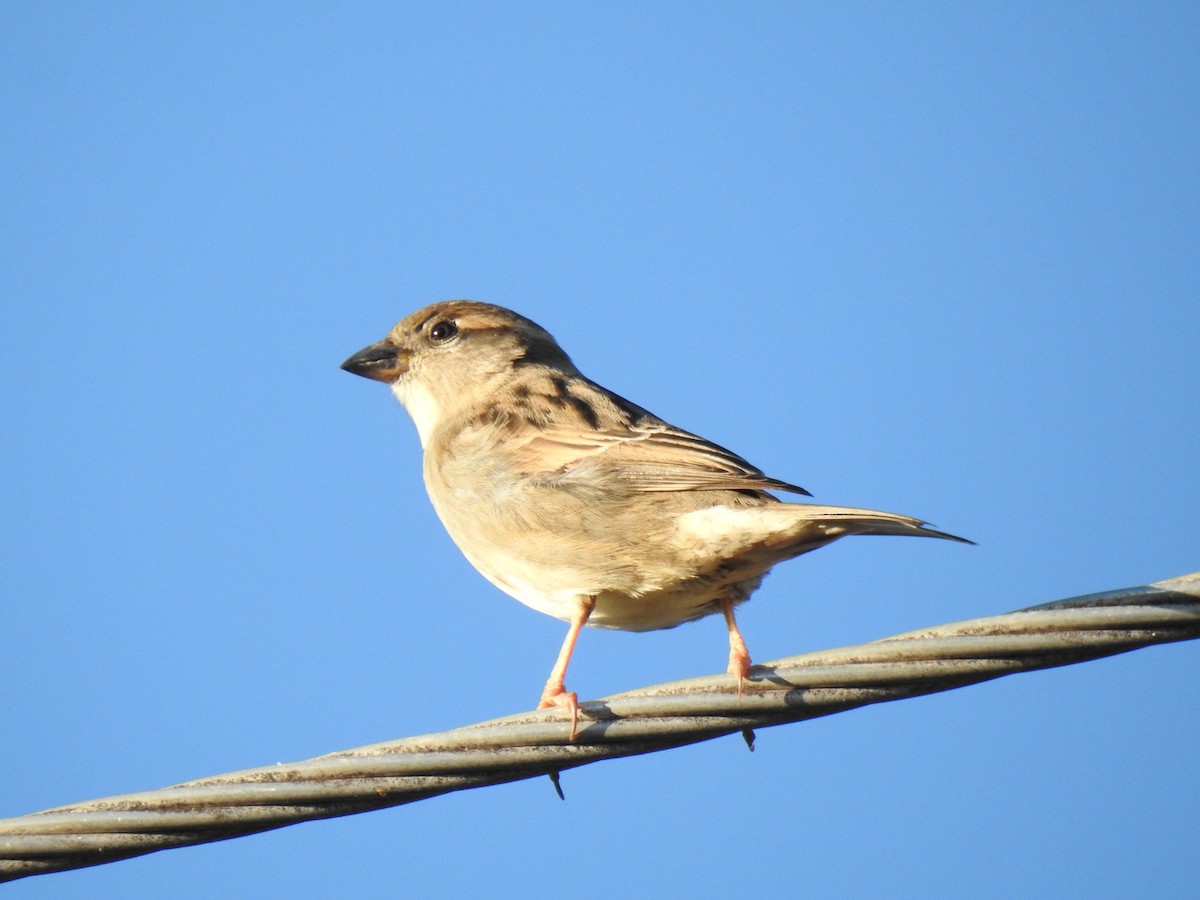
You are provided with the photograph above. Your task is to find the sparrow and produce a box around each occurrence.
[341,300,970,736]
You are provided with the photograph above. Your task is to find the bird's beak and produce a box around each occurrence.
[340,340,408,383]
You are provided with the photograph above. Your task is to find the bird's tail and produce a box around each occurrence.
[788,503,973,545]
[679,502,973,572]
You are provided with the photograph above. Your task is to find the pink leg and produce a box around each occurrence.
[538,595,596,739]
[722,598,752,694]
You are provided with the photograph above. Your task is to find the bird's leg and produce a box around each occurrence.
[538,595,596,739]
[722,597,752,695]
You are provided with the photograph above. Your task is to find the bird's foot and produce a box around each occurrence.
[721,597,752,697]
[538,685,581,740]
[727,644,752,696]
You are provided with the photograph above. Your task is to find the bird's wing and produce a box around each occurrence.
[508,388,810,496]
[599,423,811,494]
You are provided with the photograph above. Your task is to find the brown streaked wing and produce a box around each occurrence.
[512,421,810,495]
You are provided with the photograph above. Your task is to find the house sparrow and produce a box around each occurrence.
[342,300,969,736]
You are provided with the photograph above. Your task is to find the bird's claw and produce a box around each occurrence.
[728,646,752,697]
[538,687,581,740]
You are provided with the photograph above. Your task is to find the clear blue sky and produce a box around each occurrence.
[3,4,1198,897]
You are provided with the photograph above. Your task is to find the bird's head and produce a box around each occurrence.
[341,300,577,446]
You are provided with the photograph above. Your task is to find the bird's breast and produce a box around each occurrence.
[420,450,777,630]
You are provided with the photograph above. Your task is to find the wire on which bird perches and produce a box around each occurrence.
[2,572,1197,883]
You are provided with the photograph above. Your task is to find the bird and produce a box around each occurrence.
[341,300,970,737]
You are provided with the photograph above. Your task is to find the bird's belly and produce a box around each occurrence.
[427,468,776,632]
[458,540,764,632]
[588,578,765,631]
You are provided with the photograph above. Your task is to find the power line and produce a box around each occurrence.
[2,572,1197,883]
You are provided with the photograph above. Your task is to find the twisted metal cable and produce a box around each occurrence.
[2,572,1197,883]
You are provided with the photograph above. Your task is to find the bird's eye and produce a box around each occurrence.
[429,320,459,343]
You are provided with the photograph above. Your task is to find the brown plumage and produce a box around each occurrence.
[342,300,970,736]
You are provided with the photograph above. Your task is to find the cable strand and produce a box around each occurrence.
[2,572,1197,883]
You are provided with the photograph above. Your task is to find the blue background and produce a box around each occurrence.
[4,4,1198,897]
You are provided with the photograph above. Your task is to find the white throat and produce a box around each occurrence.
[392,379,442,448]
